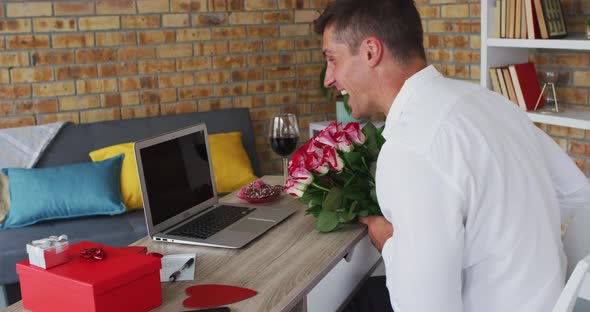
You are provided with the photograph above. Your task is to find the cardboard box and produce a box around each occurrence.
[17,241,162,312]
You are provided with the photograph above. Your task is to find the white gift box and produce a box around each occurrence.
[26,235,71,269]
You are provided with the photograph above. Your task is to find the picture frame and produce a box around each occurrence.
[541,0,567,38]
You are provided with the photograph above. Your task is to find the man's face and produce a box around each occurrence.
[322,26,375,119]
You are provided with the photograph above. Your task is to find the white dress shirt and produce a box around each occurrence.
[376,65,590,312]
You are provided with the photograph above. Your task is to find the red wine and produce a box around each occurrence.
[270,136,298,156]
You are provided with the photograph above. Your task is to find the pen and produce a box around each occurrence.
[169,257,194,282]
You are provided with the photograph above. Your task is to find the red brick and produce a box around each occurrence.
[265,66,296,79]
[159,73,195,87]
[208,0,229,11]
[98,62,138,77]
[59,95,100,111]
[138,30,175,44]
[176,58,211,71]
[0,69,8,84]
[263,12,294,23]
[96,32,136,46]
[139,60,176,74]
[248,54,280,66]
[79,17,120,31]
[122,15,161,29]
[248,81,278,93]
[0,85,31,100]
[230,12,262,24]
[233,95,265,108]
[34,18,77,32]
[137,0,170,13]
[179,86,213,99]
[570,141,590,157]
[171,0,207,12]
[195,71,230,84]
[118,47,155,60]
[7,35,50,50]
[0,19,32,34]
[213,27,246,40]
[0,52,29,67]
[294,10,319,22]
[245,0,276,10]
[192,13,228,26]
[212,56,247,69]
[15,99,58,114]
[230,40,263,53]
[194,42,228,55]
[295,38,321,49]
[33,82,75,97]
[163,14,190,27]
[157,44,193,58]
[199,98,232,111]
[231,68,263,81]
[37,113,80,125]
[54,2,95,16]
[119,76,158,91]
[280,24,310,36]
[80,108,121,124]
[141,89,177,104]
[53,33,95,48]
[101,93,122,107]
[265,39,295,51]
[161,102,198,115]
[213,83,246,97]
[76,48,116,63]
[11,67,53,83]
[0,116,35,128]
[56,65,97,80]
[249,107,281,121]
[76,78,118,94]
[7,2,52,17]
[177,29,212,41]
[121,106,161,119]
[247,26,279,38]
[96,0,136,14]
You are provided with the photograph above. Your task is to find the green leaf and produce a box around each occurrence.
[357,210,370,217]
[370,187,378,203]
[342,152,364,171]
[323,187,342,212]
[316,210,339,232]
[343,94,352,115]
[369,161,377,179]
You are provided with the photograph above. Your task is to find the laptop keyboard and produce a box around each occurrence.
[169,205,256,239]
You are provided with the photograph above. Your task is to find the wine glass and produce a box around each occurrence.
[269,114,300,185]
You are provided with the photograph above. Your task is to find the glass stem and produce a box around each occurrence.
[283,157,289,185]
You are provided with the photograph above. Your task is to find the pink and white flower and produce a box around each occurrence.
[284,178,306,198]
[290,167,313,185]
[343,122,366,145]
[322,146,344,172]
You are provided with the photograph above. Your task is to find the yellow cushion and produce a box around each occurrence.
[209,132,257,193]
[0,172,10,223]
[89,143,143,210]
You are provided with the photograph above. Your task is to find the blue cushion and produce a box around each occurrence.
[1,155,126,230]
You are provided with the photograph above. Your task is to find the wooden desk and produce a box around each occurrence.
[5,176,381,312]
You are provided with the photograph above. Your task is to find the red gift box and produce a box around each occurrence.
[16,241,162,312]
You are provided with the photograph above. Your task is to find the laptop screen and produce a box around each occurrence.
[139,129,214,227]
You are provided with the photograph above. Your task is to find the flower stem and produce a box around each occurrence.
[312,182,331,192]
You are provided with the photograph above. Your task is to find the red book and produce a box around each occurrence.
[524,0,540,39]
[508,62,544,111]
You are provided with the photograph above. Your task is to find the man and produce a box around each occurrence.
[314,0,590,311]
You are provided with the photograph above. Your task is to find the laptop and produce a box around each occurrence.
[134,123,294,249]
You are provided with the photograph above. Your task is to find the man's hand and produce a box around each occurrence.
[358,216,394,252]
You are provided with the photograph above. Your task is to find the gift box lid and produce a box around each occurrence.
[17,241,161,295]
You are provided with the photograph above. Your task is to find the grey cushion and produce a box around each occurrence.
[0,108,259,285]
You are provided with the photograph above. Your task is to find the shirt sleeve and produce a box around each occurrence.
[534,127,590,223]
[377,143,465,312]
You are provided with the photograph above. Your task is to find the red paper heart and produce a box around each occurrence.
[183,284,257,308]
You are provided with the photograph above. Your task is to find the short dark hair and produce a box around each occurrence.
[314,0,426,64]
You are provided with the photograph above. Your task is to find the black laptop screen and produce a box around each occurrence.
[140,130,214,227]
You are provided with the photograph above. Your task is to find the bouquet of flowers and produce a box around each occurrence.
[285,121,385,232]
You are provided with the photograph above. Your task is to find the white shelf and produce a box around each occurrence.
[486,38,590,50]
[527,109,590,130]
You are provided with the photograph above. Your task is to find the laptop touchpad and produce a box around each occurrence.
[231,219,274,233]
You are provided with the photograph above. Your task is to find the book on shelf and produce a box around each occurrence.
[489,68,502,94]
[502,67,520,105]
[508,62,544,111]
[496,67,509,98]
[495,0,565,39]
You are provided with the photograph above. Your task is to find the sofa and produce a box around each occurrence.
[0,108,260,305]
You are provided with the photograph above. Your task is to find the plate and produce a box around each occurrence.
[237,192,281,204]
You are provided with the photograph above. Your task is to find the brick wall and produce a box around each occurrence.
[0,0,588,175]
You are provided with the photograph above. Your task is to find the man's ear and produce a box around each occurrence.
[363,36,383,67]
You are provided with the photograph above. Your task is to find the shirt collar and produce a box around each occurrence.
[382,65,442,139]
